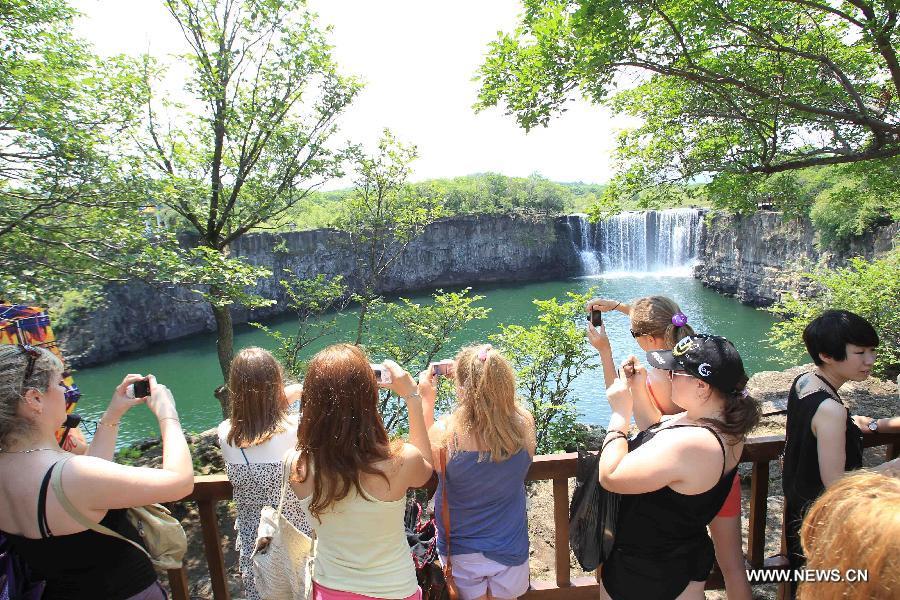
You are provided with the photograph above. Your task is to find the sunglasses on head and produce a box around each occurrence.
[19,344,40,391]
[630,330,646,338]
[667,369,694,382]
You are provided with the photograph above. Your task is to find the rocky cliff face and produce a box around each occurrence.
[60,214,577,367]
[695,212,898,306]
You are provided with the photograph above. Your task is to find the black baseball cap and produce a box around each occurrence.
[646,334,747,394]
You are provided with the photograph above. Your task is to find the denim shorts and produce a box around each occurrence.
[439,553,529,600]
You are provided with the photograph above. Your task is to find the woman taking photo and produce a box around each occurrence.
[586,296,751,599]
[0,345,193,600]
[217,346,310,600]
[597,334,760,600]
[289,343,433,600]
[421,343,535,600]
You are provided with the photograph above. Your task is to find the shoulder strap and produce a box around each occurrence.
[48,456,151,560]
[275,449,295,518]
[439,447,452,573]
[37,464,55,538]
[658,424,728,478]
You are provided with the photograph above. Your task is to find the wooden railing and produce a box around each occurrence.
[167,433,899,600]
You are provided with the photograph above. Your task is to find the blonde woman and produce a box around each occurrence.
[217,347,310,600]
[0,345,193,599]
[420,343,536,600]
[799,471,899,599]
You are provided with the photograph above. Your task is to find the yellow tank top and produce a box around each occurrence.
[299,485,417,598]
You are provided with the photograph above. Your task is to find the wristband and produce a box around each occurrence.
[612,301,621,310]
[98,419,120,428]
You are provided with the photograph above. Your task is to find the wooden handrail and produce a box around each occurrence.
[169,432,900,600]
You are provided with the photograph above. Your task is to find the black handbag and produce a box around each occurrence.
[405,499,454,600]
[568,448,621,571]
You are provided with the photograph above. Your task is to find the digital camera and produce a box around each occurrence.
[371,363,392,385]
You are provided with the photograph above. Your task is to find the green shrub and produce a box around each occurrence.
[768,248,900,379]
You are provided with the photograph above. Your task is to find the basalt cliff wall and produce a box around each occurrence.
[58,211,897,367]
[60,214,578,367]
[694,212,898,306]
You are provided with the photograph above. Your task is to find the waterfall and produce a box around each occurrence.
[568,208,701,276]
[566,215,602,275]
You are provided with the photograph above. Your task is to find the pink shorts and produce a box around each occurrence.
[312,582,421,600]
[439,553,530,600]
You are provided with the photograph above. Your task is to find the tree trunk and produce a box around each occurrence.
[354,299,369,346]
[210,300,234,417]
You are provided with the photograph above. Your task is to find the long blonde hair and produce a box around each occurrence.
[447,344,532,462]
[226,347,289,448]
[799,471,900,600]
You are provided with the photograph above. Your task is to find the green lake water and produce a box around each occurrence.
[71,275,795,448]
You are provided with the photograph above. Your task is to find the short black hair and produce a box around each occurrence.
[803,310,879,365]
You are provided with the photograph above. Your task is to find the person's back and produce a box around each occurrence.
[288,344,433,600]
[423,344,535,600]
[217,347,311,600]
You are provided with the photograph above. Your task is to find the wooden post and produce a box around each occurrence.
[167,568,190,600]
[552,477,571,588]
[196,499,231,600]
[746,460,769,567]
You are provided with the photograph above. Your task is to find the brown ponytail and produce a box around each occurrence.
[701,374,761,439]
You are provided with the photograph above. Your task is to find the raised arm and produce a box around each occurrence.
[382,360,433,487]
[626,360,663,431]
[88,374,152,461]
[586,322,618,389]
[63,376,194,510]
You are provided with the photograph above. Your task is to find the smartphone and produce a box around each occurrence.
[371,363,392,385]
[589,309,603,327]
[127,378,151,399]
[431,360,454,377]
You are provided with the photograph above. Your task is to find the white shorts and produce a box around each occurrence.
[439,553,529,599]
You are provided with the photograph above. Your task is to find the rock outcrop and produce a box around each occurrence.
[695,212,898,306]
[59,214,577,367]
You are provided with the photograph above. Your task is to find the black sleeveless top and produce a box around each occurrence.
[782,372,863,579]
[601,421,738,600]
[2,464,158,600]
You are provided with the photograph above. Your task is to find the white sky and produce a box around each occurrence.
[72,0,635,188]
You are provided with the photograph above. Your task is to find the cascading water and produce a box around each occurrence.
[568,208,701,276]
[566,214,602,275]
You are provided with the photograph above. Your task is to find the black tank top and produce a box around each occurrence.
[602,421,738,600]
[2,463,158,600]
[782,372,863,591]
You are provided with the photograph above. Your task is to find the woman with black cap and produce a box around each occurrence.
[597,334,761,600]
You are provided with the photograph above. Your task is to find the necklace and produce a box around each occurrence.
[0,447,62,454]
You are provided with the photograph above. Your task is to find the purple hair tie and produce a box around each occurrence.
[672,312,688,327]
[478,344,492,362]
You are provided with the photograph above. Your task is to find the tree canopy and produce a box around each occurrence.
[131,0,360,392]
[0,0,147,301]
[476,0,900,216]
